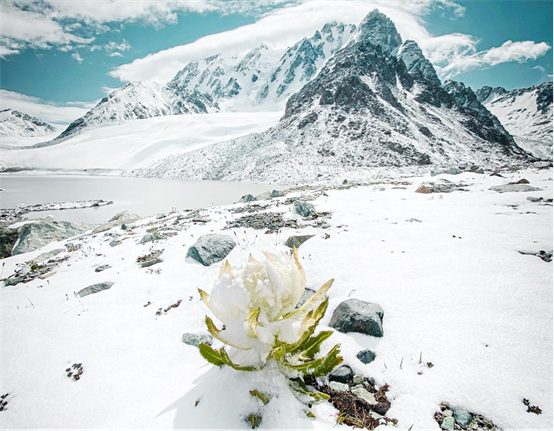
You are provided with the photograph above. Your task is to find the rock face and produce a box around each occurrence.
[0,109,57,138]
[477,81,553,160]
[12,220,93,255]
[144,10,530,185]
[329,299,384,337]
[186,234,236,266]
[77,281,114,298]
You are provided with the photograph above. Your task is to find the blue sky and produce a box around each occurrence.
[0,0,551,123]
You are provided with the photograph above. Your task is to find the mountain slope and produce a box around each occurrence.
[477,82,553,160]
[132,10,529,185]
[48,82,218,144]
[0,109,57,138]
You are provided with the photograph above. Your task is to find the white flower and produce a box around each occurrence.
[198,248,333,365]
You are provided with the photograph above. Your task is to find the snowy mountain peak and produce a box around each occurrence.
[398,40,441,87]
[478,81,553,159]
[348,9,402,54]
[0,108,57,138]
[475,86,508,104]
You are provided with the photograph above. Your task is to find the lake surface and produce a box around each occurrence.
[0,175,282,224]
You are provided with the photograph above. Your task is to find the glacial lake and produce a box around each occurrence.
[0,175,282,224]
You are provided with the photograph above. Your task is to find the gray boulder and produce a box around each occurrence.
[0,225,19,258]
[329,365,353,383]
[77,281,114,298]
[140,233,167,244]
[13,220,93,255]
[293,201,316,217]
[182,333,213,347]
[329,299,384,337]
[357,349,376,364]
[441,416,455,431]
[270,190,285,198]
[490,184,540,193]
[240,194,256,203]
[93,211,140,234]
[95,264,111,273]
[285,235,314,249]
[30,248,65,264]
[186,234,236,266]
[453,406,472,428]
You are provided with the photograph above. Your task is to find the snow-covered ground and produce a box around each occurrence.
[0,112,282,173]
[1,167,552,429]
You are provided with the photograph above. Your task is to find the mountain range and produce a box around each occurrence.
[0,109,57,138]
[1,9,552,183]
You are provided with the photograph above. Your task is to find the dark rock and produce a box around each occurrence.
[356,349,376,364]
[240,194,256,203]
[270,190,285,198]
[77,281,114,298]
[182,333,213,347]
[186,234,236,266]
[225,212,300,233]
[94,264,111,273]
[0,225,19,258]
[293,201,316,217]
[285,234,314,249]
[515,178,530,184]
[329,299,384,337]
[527,196,543,203]
[329,365,353,383]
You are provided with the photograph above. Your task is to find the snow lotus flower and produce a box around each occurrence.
[198,248,342,375]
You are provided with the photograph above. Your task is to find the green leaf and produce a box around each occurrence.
[219,347,257,372]
[249,390,271,405]
[298,331,333,360]
[198,343,225,367]
[305,410,316,419]
[286,357,325,374]
[284,278,334,320]
[310,344,343,377]
[289,379,330,402]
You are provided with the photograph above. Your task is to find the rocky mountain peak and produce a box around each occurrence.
[475,86,508,104]
[349,9,402,55]
[0,108,57,138]
[398,40,441,87]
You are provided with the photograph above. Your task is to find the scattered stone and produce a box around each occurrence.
[329,381,349,392]
[441,416,455,430]
[293,201,316,217]
[94,264,111,273]
[329,299,384,337]
[519,250,552,262]
[443,410,453,417]
[527,196,543,202]
[155,213,165,219]
[453,406,472,428]
[137,250,164,268]
[140,233,167,244]
[357,349,376,364]
[93,211,140,234]
[30,248,64,264]
[270,190,285,198]
[77,281,114,298]
[109,239,120,247]
[226,212,300,233]
[406,218,422,223]
[285,234,314,249]
[296,288,316,308]
[515,178,530,184]
[352,375,364,385]
[182,333,213,347]
[329,365,353,383]
[240,194,256,203]
[489,184,541,193]
[186,234,236,266]
[469,166,485,174]
[13,220,93,255]
[351,386,377,405]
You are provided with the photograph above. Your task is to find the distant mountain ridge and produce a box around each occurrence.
[0,109,57,138]
[131,9,530,185]
[477,82,553,160]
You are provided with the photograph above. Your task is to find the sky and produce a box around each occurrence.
[0,0,552,124]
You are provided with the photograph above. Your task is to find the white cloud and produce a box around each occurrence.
[108,52,124,58]
[439,40,551,79]
[71,52,84,63]
[0,89,91,124]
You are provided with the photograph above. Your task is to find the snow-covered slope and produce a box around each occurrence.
[132,10,529,185]
[0,112,281,173]
[477,82,553,160]
[1,168,552,429]
[49,82,218,144]
[0,109,57,138]
[167,22,356,112]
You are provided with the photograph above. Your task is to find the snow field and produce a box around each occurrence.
[0,168,552,429]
